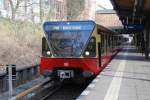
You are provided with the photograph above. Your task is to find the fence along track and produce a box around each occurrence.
[0,64,39,93]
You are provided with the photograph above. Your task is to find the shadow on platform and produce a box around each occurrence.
[114,54,150,62]
[121,48,138,53]
[114,45,150,62]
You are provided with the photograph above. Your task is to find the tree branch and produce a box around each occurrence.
[15,0,23,10]
[8,0,14,11]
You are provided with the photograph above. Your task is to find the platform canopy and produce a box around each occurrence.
[110,0,150,26]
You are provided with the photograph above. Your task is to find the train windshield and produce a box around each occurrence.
[43,21,95,57]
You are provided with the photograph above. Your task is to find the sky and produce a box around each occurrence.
[0,0,2,6]
[96,0,113,10]
[0,0,4,9]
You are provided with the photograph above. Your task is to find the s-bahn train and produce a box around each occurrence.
[40,20,121,82]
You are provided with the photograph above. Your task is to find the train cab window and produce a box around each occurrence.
[83,37,96,57]
[42,37,52,57]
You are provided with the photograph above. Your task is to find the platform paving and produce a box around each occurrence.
[77,45,150,100]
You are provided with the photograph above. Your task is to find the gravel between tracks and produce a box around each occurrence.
[45,82,88,100]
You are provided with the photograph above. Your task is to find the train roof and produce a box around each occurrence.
[96,24,115,34]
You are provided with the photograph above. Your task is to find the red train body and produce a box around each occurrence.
[40,21,121,81]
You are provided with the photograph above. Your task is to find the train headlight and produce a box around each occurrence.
[85,51,90,56]
[46,51,51,55]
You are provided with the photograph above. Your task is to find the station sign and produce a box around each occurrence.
[124,24,144,30]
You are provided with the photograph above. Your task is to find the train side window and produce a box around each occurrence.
[83,37,96,57]
[101,34,105,55]
[108,35,113,52]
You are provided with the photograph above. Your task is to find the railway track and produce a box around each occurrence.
[31,81,62,100]
[41,82,89,100]
[11,77,53,100]
[15,78,90,100]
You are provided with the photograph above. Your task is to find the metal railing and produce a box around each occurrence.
[0,64,40,93]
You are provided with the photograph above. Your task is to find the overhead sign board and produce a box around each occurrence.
[124,24,144,30]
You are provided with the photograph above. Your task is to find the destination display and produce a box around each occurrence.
[43,21,95,32]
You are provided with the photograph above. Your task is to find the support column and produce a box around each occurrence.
[144,23,149,59]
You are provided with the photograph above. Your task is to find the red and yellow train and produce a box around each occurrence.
[40,20,121,81]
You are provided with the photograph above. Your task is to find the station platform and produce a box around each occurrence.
[77,45,150,100]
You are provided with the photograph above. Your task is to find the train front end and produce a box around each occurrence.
[40,21,100,81]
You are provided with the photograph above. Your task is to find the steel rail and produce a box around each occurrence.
[40,84,62,100]
[10,77,51,100]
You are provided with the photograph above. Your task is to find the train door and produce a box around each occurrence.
[108,35,113,54]
[98,38,101,67]
[101,33,105,56]
[105,34,108,55]
[97,31,105,67]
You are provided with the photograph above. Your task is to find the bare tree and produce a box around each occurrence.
[24,0,27,16]
[39,0,43,23]
[46,0,54,21]
[8,0,23,20]
[66,0,85,20]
